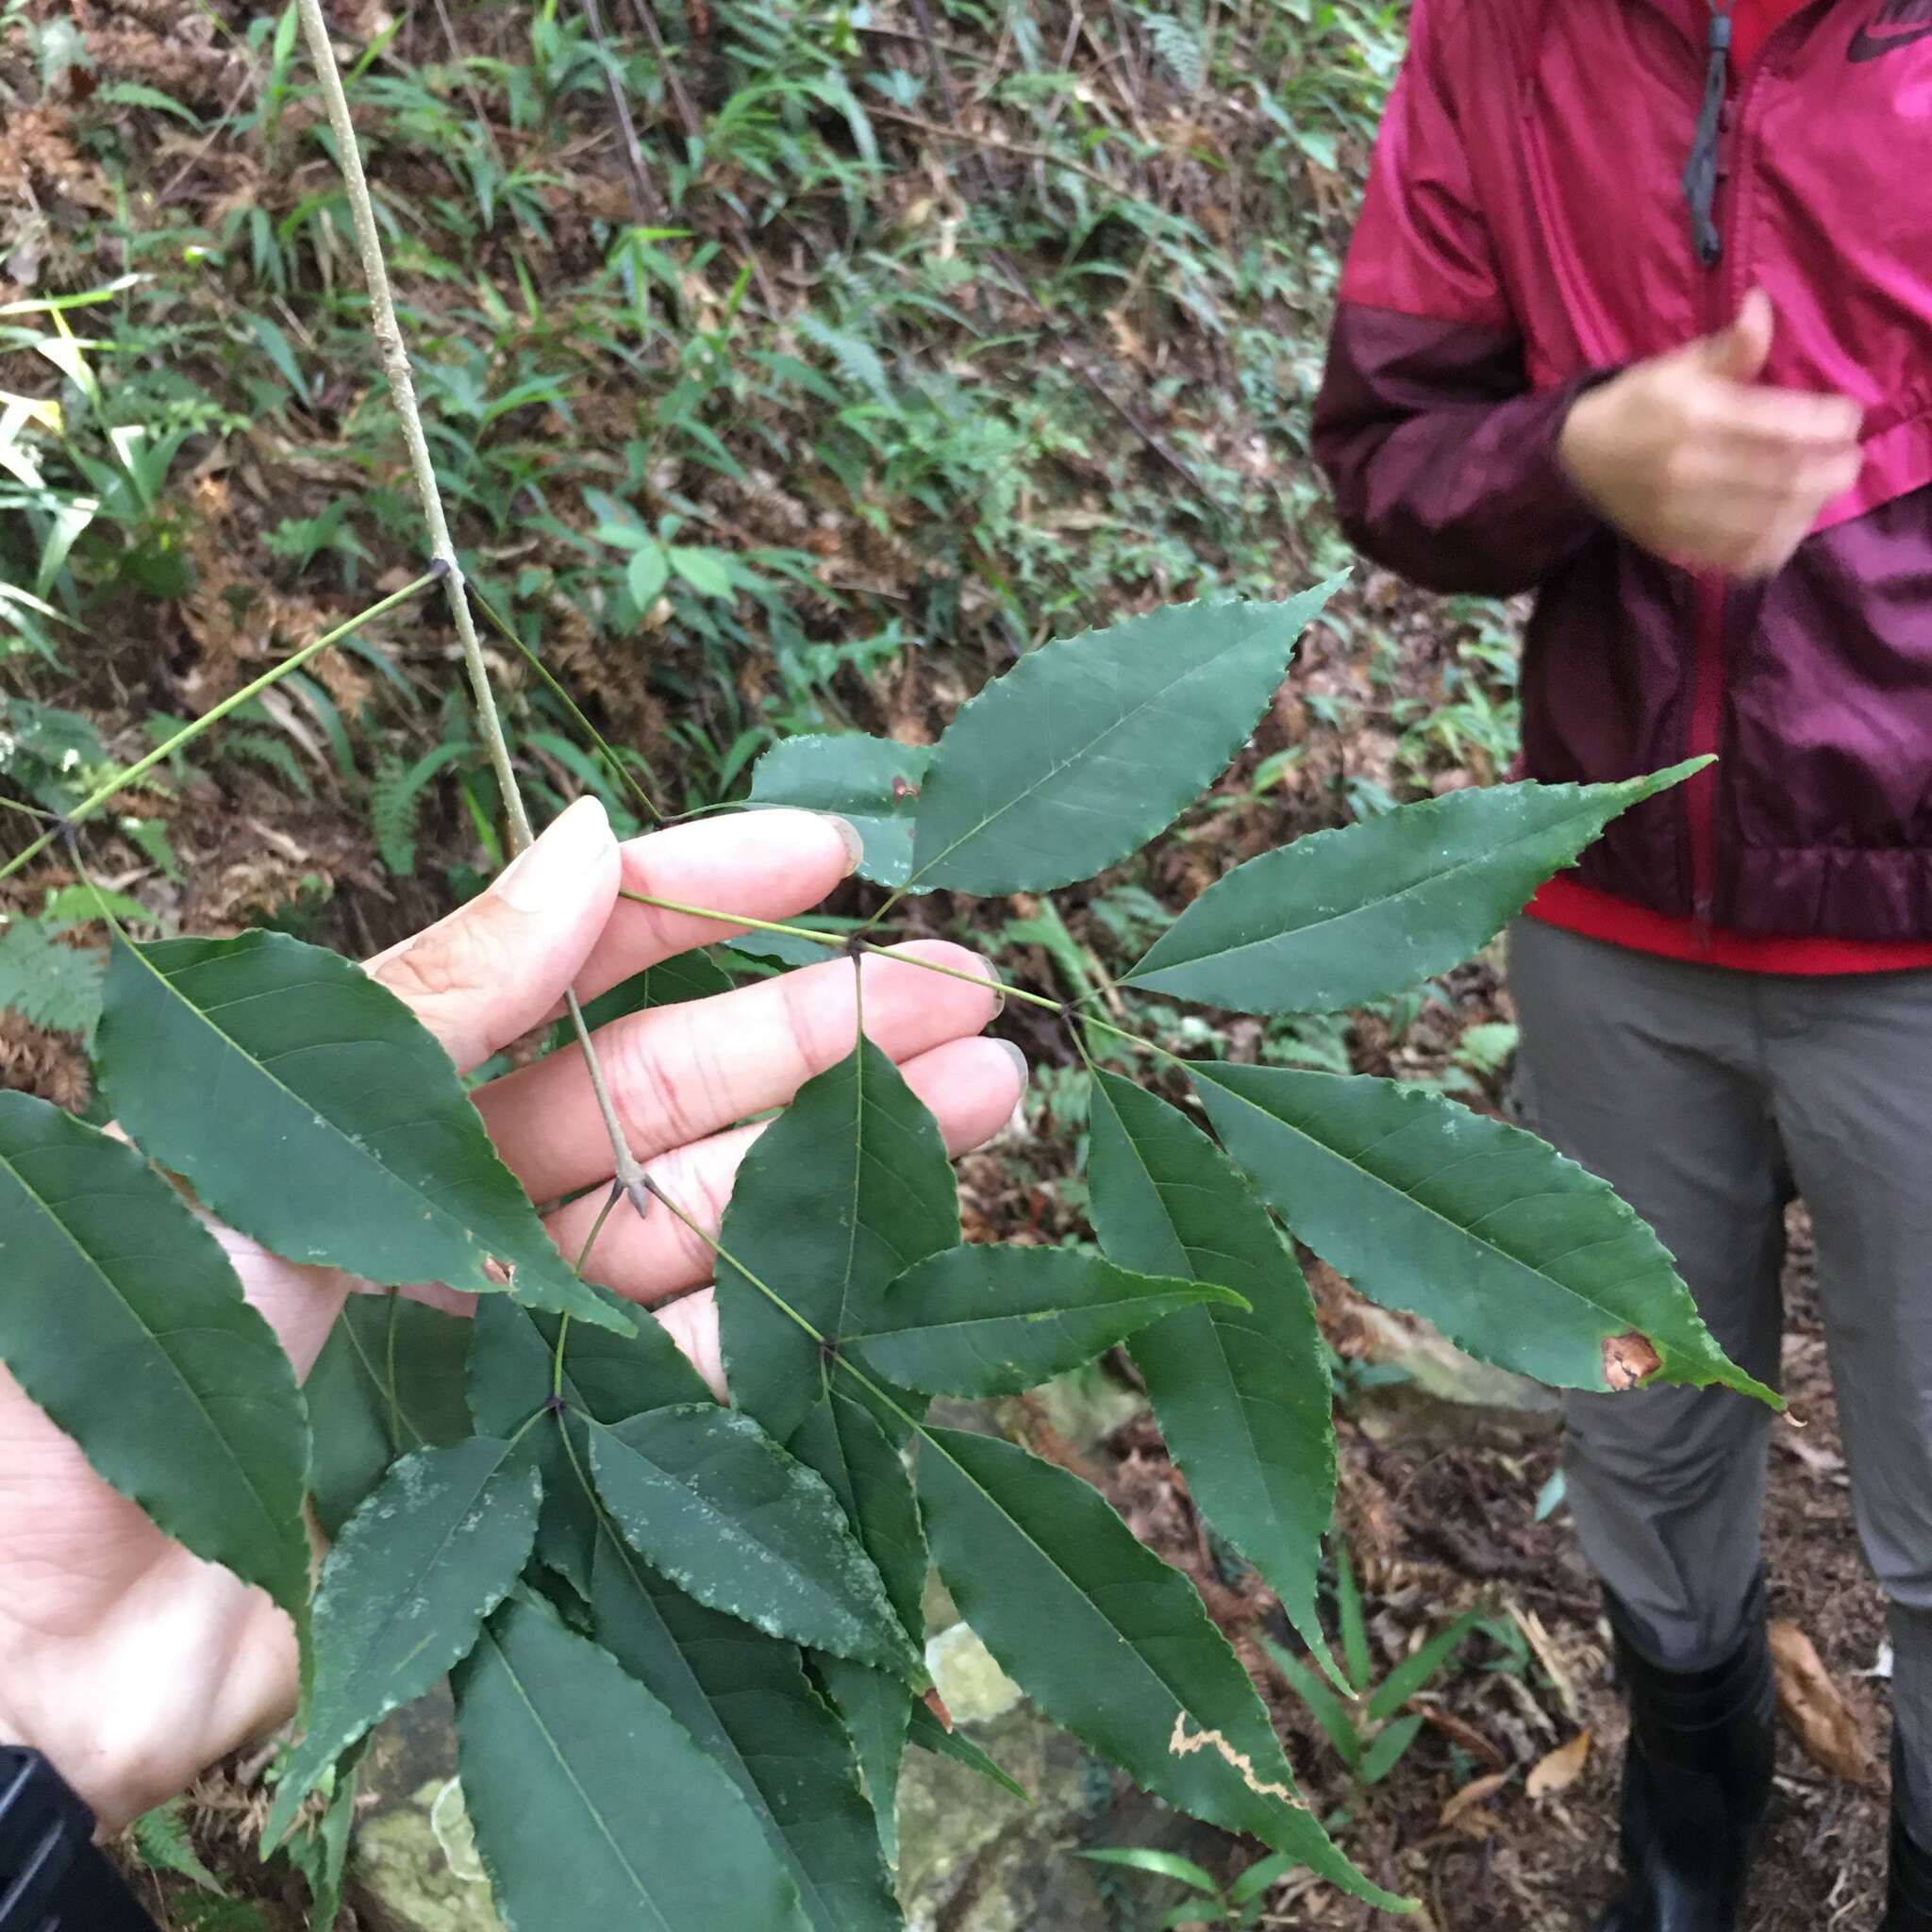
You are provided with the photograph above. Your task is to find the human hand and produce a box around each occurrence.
[0,799,1024,1830]
[1557,290,1863,578]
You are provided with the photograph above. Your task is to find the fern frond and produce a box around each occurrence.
[222,729,315,799]
[370,740,470,877]
[131,1799,226,1895]
[0,917,105,1036]
[1142,5,1207,89]
[369,753,422,876]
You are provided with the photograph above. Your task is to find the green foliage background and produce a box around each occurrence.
[0,0,1493,971]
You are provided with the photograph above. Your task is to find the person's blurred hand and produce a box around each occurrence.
[0,799,1025,1831]
[1558,289,1863,578]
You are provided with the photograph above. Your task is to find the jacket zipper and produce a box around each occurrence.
[1684,36,1760,929]
[1681,0,1825,928]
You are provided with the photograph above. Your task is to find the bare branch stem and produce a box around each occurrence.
[296,0,649,1207]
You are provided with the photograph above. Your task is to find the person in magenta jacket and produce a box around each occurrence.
[1316,0,1932,1924]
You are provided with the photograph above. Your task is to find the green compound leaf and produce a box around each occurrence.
[718,1038,958,1445]
[589,1406,923,1677]
[1086,1072,1340,1682]
[906,1701,1031,1803]
[305,1296,470,1539]
[587,1526,899,1932]
[95,930,629,1333]
[916,1427,1399,1908]
[906,589,1336,893]
[455,1597,810,1932]
[265,1438,541,1846]
[749,734,931,889]
[0,1091,308,1618]
[1191,1062,1775,1403]
[850,1245,1242,1397]
[1123,767,1702,1014]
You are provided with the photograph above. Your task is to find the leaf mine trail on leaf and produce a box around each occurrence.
[1168,1716,1307,1807]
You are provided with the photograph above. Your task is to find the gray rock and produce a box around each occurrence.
[926,1622,1024,1725]
[895,1696,1105,1932]
[349,1692,503,1932]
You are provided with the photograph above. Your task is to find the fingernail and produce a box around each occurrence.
[991,1038,1028,1087]
[494,795,612,913]
[819,813,864,876]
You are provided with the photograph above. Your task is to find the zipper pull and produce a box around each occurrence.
[1682,3,1733,266]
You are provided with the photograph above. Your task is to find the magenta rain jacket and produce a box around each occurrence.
[1312,0,1932,940]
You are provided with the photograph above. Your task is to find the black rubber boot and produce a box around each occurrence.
[1594,1584,1775,1932]
[1880,1769,1932,1930]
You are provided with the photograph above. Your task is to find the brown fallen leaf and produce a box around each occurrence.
[1440,1770,1512,1826]
[1417,1700,1507,1770]
[1526,1728,1592,1799]
[1506,1602,1583,1724]
[1450,1805,1506,1841]
[1603,1332,1662,1390]
[1770,1621,1876,1786]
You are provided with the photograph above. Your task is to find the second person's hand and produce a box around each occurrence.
[1557,289,1863,579]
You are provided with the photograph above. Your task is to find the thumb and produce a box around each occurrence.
[365,794,620,1074]
[1703,288,1774,383]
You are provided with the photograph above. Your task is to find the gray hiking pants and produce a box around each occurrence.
[1509,917,1932,1839]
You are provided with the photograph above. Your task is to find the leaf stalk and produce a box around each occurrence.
[0,570,441,888]
[616,889,1066,1015]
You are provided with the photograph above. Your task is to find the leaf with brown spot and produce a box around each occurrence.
[1439,1771,1511,1826]
[1770,1622,1876,1786]
[1525,1728,1591,1799]
[1602,1332,1661,1390]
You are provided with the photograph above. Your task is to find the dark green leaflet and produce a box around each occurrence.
[589,1407,922,1676]
[96,929,625,1331]
[917,1426,1399,1907]
[905,590,1335,893]
[455,1598,810,1932]
[1192,1062,1774,1400]
[718,1038,958,1444]
[265,1438,541,1844]
[1123,766,1701,1013]
[1086,1071,1339,1680]
[0,1091,308,1617]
